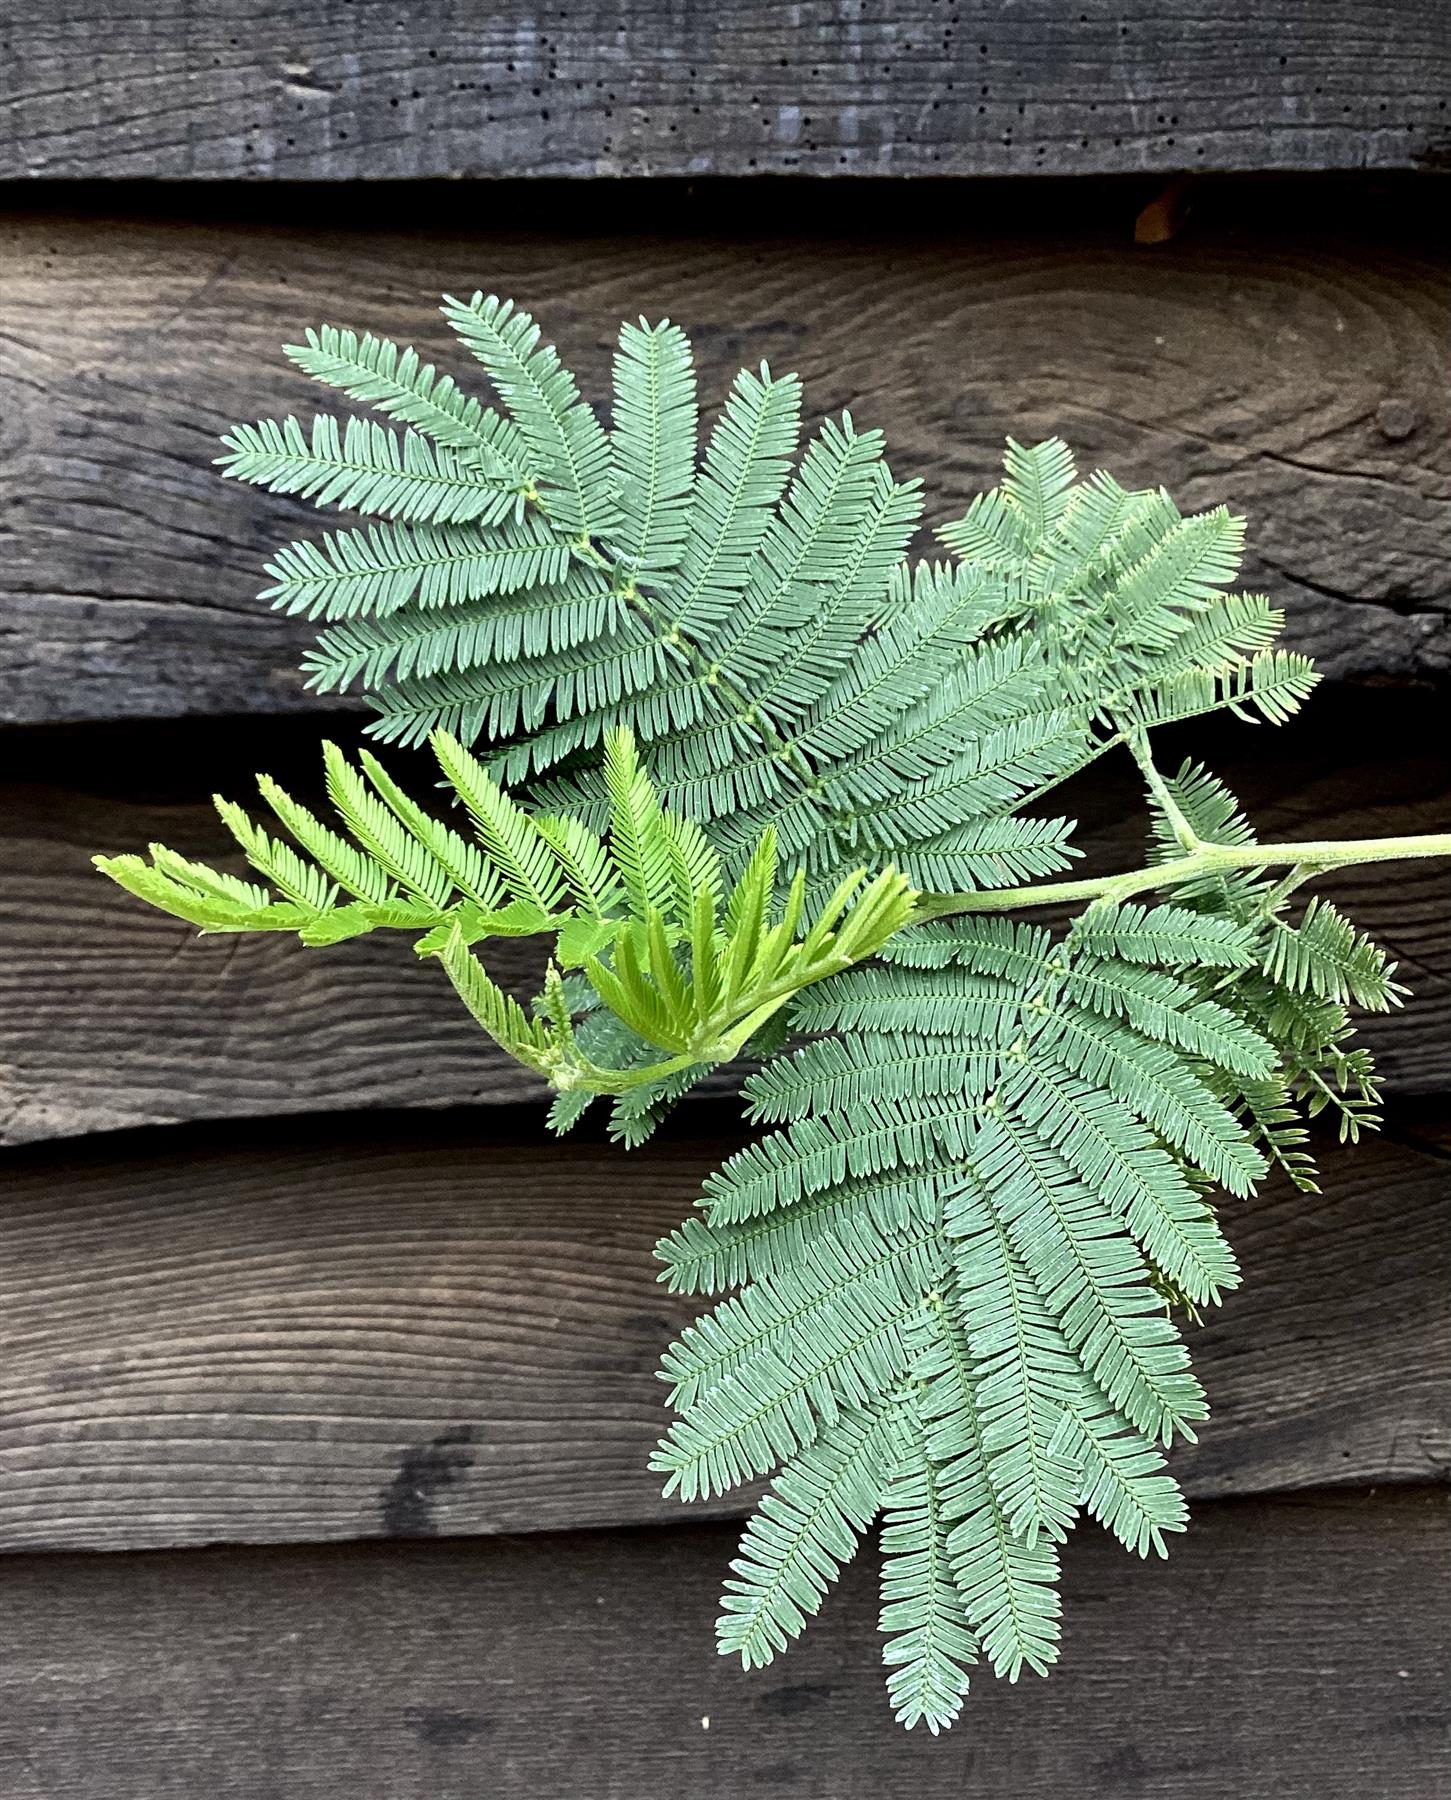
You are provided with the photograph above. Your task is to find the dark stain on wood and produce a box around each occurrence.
[400,1703,490,1747]
[755,1682,837,1719]
[379,1425,477,1538]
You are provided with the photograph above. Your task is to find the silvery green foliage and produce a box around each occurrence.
[113,298,1404,1732]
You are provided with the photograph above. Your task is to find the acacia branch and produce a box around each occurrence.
[913,832,1451,921]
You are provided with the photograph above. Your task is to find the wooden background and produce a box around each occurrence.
[1,6,1447,1795]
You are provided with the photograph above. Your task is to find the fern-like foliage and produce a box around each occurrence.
[1135,761,1405,1184]
[94,296,1442,1734]
[97,728,915,1136]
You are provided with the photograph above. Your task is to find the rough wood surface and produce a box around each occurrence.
[0,1489,1444,1798]
[2,692,1442,1146]
[1,204,1447,729]
[3,1,1450,181]
[0,1109,1443,1555]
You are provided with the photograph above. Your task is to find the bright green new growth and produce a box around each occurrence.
[99,296,1449,1735]
[97,728,915,1137]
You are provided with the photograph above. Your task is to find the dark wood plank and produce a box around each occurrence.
[0,1490,1444,1798]
[4,1,1449,180]
[2,692,1442,1145]
[2,767,543,1145]
[0,1110,1443,1554]
[1,204,1446,729]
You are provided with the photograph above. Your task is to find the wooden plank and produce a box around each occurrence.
[0,204,1446,727]
[2,692,1443,1145]
[0,1112,1443,1555]
[3,1,1449,180]
[0,1490,1444,1797]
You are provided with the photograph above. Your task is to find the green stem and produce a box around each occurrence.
[912,832,1451,922]
[556,956,853,1096]
[1259,864,1316,915]
[565,515,823,797]
[1123,726,1200,851]
[457,827,1450,1106]
[551,1044,703,1097]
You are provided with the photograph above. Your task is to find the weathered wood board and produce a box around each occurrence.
[1,5,1447,1790]
[0,1490,1444,1798]
[0,1113,1442,1555]
[1,205,1447,731]
[4,1,1449,180]
[3,691,1442,1145]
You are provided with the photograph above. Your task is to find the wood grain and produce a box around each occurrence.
[0,1109,1443,1555]
[1,204,1446,729]
[0,1490,1444,1798]
[2,692,1442,1146]
[3,1,1449,180]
